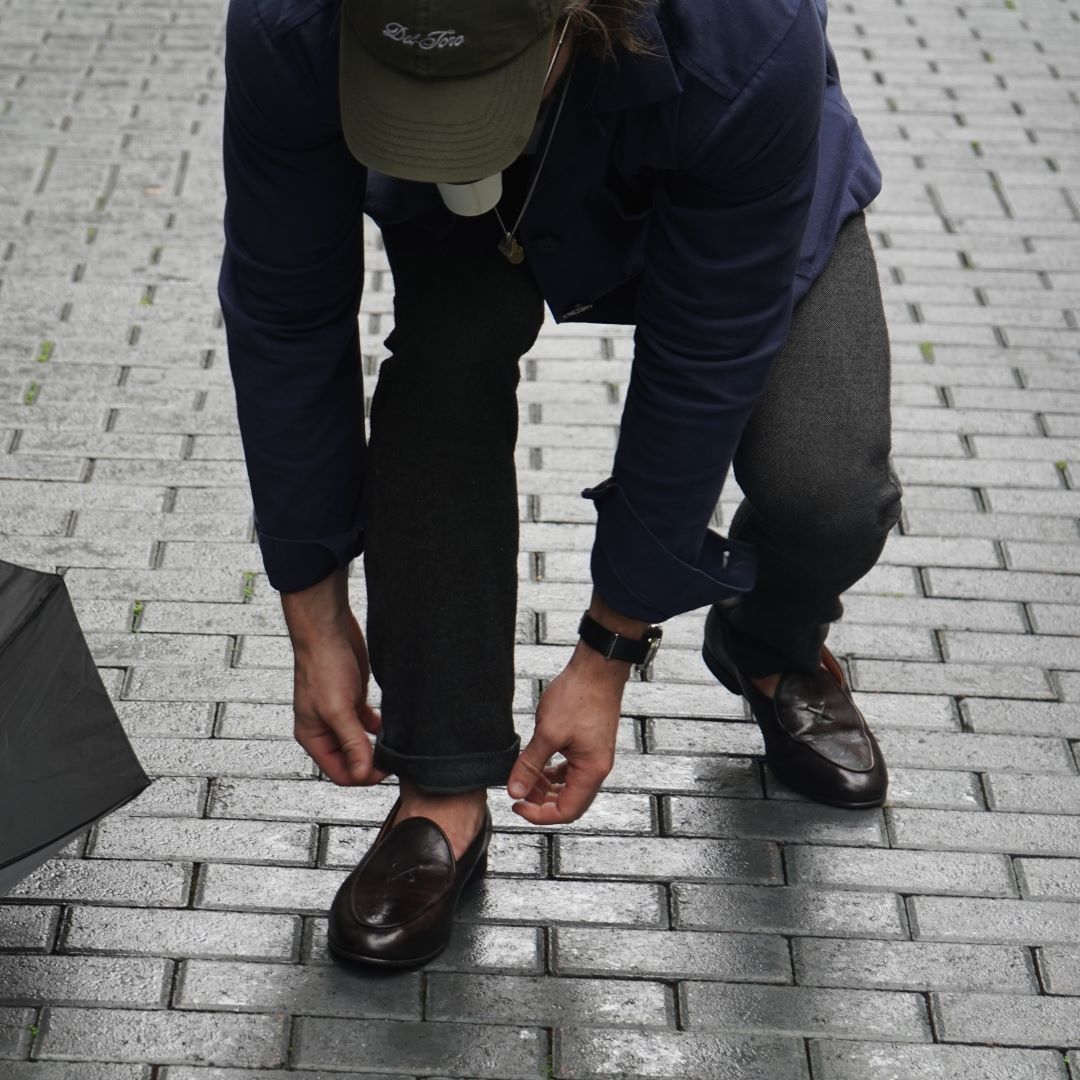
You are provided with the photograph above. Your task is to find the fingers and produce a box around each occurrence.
[506,727,562,801]
[358,702,383,735]
[294,711,390,786]
[510,758,605,825]
[516,760,564,805]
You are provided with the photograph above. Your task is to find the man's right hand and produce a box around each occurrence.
[281,566,390,787]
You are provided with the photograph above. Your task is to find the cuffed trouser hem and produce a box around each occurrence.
[711,595,834,679]
[371,730,522,793]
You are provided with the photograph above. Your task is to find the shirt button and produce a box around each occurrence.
[534,234,561,254]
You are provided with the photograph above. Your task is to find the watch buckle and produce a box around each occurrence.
[635,629,662,682]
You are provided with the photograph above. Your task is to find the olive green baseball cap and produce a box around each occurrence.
[339,0,563,183]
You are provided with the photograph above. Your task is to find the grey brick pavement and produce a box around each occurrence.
[0,0,1079,1076]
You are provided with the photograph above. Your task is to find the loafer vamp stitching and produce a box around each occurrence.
[346,818,455,928]
[771,671,875,771]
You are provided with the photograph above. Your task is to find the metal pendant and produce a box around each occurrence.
[497,234,525,264]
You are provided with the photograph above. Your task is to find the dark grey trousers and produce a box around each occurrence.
[717,208,905,679]
[367,206,902,793]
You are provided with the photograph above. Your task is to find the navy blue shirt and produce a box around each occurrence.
[218,0,882,621]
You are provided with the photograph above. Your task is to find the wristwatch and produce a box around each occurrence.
[578,610,663,682]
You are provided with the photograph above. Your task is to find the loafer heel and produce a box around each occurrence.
[701,639,742,695]
[701,607,744,695]
[467,847,488,884]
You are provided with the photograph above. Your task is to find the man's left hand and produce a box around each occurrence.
[505,640,629,824]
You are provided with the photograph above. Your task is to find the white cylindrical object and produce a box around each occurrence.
[436,173,503,216]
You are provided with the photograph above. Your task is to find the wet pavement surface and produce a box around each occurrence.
[0,0,1079,1076]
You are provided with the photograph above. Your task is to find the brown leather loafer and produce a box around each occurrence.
[702,608,888,809]
[327,793,491,969]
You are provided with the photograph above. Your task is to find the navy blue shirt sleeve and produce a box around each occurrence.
[217,0,369,593]
[585,0,827,623]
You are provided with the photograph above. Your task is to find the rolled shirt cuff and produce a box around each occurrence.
[582,477,757,623]
[254,516,365,594]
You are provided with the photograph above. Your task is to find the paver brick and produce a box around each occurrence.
[174,959,421,1018]
[910,896,1080,945]
[159,1070,388,1080]
[206,778,401,826]
[126,738,317,779]
[851,658,1054,698]
[644,719,770,756]
[195,863,348,915]
[902,507,1079,542]
[838,693,959,732]
[925,567,1080,604]
[965,700,1080,738]
[766,766,983,810]
[679,982,931,1041]
[212,702,295,740]
[786,845,1016,896]
[115,703,215,739]
[602,751,763,795]
[0,1066,151,1080]
[554,835,782,884]
[426,972,673,1027]
[808,1040,1068,1080]
[840,593,1027,632]
[0,955,171,1009]
[892,456,1062,487]
[89,817,316,866]
[554,1029,808,1080]
[84,633,229,666]
[876,531,993,565]
[1037,946,1080,995]
[1005,542,1080,575]
[1030,605,1080,635]
[1015,858,1080,900]
[987,775,1080,815]
[943,630,1080,670]
[875,729,1075,772]
[792,937,1036,994]
[664,796,886,847]
[115,778,208,818]
[672,884,907,938]
[932,992,1080,1047]
[889,808,1080,857]
[460,878,666,927]
[62,906,299,962]
[37,1007,288,1069]
[0,906,59,952]
[292,1017,546,1078]
[0,1007,36,1059]
[984,488,1080,517]
[5,859,191,908]
[552,926,791,983]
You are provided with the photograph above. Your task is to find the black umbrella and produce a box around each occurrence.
[0,558,151,894]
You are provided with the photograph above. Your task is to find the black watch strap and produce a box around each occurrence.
[578,611,663,680]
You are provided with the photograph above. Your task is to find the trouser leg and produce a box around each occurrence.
[714,210,904,677]
[365,212,545,793]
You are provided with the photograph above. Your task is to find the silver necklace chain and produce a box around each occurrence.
[493,22,575,262]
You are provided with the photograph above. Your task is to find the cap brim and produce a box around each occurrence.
[339,11,554,183]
